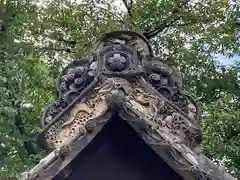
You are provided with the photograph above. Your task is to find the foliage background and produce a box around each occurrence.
[0,0,239,179]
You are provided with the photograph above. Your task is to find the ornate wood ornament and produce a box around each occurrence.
[20,31,236,180]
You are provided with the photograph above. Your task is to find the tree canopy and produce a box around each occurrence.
[0,0,239,179]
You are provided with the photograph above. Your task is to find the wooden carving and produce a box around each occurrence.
[20,31,236,180]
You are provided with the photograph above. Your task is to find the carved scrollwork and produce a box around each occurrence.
[41,89,110,150]
[42,100,68,126]
[145,58,182,87]
[117,82,201,148]
[58,65,93,95]
[143,57,201,128]
[41,59,96,127]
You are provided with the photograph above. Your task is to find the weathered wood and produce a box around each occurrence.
[19,31,237,180]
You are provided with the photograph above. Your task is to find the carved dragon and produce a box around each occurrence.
[20,31,236,180]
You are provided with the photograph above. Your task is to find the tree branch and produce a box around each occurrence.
[122,0,133,17]
[0,20,5,33]
[143,16,180,39]
[176,20,198,27]
[36,46,75,53]
[143,0,191,39]
[30,31,77,47]
[4,81,37,155]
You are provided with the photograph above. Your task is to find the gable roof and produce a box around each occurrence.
[20,31,237,180]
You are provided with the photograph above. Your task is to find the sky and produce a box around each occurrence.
[215,54,240,66]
